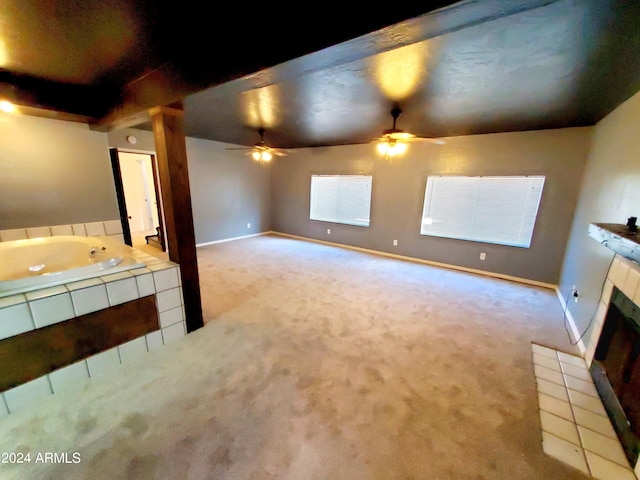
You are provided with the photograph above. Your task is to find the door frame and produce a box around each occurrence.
[109,148,166,251]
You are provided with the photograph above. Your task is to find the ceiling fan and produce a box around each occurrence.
[374,106,444,161]
[225,128,293,163]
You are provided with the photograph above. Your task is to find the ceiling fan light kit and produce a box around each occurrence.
[374,106,445,161]
[226,128,290,165]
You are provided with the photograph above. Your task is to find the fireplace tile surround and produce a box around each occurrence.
[540,249,640,478]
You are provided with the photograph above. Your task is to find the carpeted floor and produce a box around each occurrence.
[0,234,589,479]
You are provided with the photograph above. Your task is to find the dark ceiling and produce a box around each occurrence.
[2,0,640,150]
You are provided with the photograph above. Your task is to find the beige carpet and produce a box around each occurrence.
[0,234,589,479]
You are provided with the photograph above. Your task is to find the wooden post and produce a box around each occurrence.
[148,105,204,332]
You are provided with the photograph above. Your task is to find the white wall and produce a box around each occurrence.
[559,88,640,347]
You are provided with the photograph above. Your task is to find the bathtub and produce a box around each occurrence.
[0,235,146,298]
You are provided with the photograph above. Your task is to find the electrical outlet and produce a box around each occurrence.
[247,223,251,229]
[327,228,331,235]
[480,252,486,260]
[393,239,398,246]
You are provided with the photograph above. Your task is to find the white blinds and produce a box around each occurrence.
[310,175,372,227]
[420,175,545,248]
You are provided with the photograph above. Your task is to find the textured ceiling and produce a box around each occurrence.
[2,1,640,149]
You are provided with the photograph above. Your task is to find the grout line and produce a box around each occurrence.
[556,349,593,477]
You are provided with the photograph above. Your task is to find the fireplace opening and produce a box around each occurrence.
[591,286,640,466]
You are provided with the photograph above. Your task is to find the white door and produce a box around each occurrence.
[119,152,154,236]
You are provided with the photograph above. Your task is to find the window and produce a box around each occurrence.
[420,175,545,248]
[310,175,372,227]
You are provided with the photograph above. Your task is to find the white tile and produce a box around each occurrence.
[578,426,629,467]
[0,229,27,241]
[85,222,106,236]
[533,353,561,371]
[153,267,180,292]
[561,363,592,382]
[541,431,589,475]
[48,361,90,393]
[146,331,164,350]
[148,262,177,272]
[608,257,621,280]
[0,395,9,418]
[100,271,133,283]
[0,294,26,309]
[162,322,185,344]
[534,364,565,386]
[118,337,148,364]
[614,261,630,290]
[26,226,51,238]
[567,388,607,416]
[136,274,156,297]
[66,278,104,291]
[572,405,617,439]
[131,267,153,276]
[103,220,123,235]
[622,267,640,300]
[106,278,138,306]
[0,303,34,340]
[25,285,68,301]
[86,348,121,378]
[3,376,53,413]
[532,344,557,358]
[564,375,599,397]
[29,293,75,328]
[70,285,109,316]
[539,410,581,446]
[159,306,184,328]
[557,351,586,368]
[536,378,569,402]
[50,224,73,236]
[602,279,615,304]
[156,287,181,313]
[71,224,87,236]
[538,393,574,421]
[585,451,636,480]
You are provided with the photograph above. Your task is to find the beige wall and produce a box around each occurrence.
[272,127,592,285]
[0,114,118,229]
[559,88,640,347]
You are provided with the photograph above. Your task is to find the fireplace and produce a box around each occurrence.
[590,286,640,466]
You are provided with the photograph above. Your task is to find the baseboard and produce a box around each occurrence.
[555,287,587,355]
[271,231,556,290]
[196,231,271,247]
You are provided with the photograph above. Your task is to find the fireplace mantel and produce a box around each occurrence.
[589,223,640,265]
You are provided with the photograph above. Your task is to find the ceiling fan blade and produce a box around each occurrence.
[272,150,288,156]
[225,147,252,150]
[411,136,446,145]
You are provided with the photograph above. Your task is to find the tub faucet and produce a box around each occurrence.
[89,247,98,258]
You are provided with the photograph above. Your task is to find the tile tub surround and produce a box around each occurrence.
[532,343,637,480]
[0,219,125,244]
[0,248,186,416]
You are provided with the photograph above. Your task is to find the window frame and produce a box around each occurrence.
[419,174,546,248]
[309,174,373,228]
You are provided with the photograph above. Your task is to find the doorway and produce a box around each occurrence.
[110,149,166,256]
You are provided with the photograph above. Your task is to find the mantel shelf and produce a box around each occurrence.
[588,223,640,265]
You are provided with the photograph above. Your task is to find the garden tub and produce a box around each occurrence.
[0,235,145,298]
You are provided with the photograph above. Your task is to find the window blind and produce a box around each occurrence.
[310,175,372,227]
[420,175,545,248]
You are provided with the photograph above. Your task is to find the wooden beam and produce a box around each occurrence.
[149,105,204,332]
